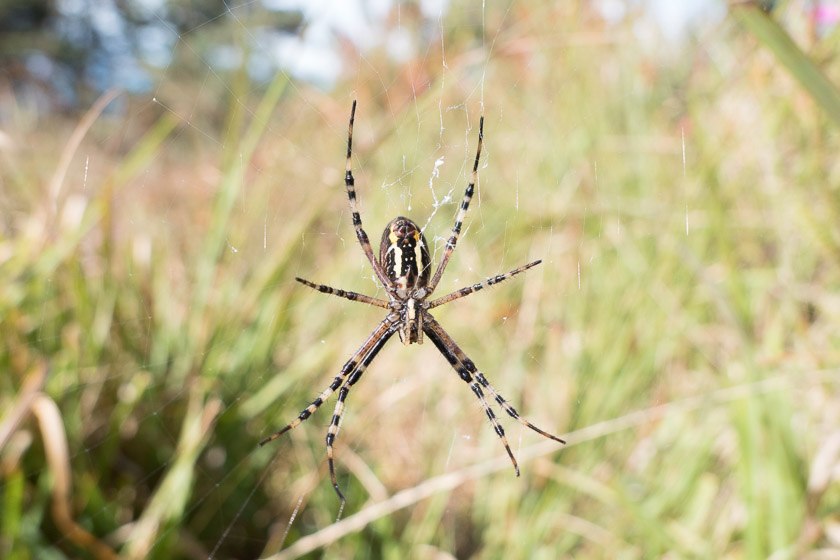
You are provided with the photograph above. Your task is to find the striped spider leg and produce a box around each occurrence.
[261,101,563,504]
[294,277,389,309]
[258,317,395,447]
[421,109,483,297]
[423,316,565,476]
[259,316,399,502]
[344,100,394,293]
[426,260,543,309]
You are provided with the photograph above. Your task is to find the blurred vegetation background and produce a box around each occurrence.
[3,1,840,558]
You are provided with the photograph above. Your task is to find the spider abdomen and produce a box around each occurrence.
[379,217,431,294]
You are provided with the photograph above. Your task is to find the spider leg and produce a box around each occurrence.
[426,115,484,295]
[470,376,520,475]
[326,324,398,503]
[296,277,389,309]
[424,316,565,454]
[423,318,525,476]
[344,100,393,290]
[427,260,541,309]
[258,317,395,447]
[472,370,565,443]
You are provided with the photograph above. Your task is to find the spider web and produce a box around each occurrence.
[12,1,837,559]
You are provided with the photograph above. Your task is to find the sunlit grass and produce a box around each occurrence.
[3,3,840,559]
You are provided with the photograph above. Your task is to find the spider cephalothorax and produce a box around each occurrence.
[260,100,565,503]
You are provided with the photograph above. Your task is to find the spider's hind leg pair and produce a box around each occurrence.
[260,100,565,503]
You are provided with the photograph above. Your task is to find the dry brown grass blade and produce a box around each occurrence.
[0,362,46,450]
[30,393,120,560]
[0,362,124,560]
[264,368,838,560]
[45,88,122,218]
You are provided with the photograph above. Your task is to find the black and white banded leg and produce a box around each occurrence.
[325,325,398,502]
[296,277,390,309]
[473,371,565,443]
[423,319,519,474]
[424,316,564,472]
[428,260,542,309]
[426,115,484,294]
[470,377,520,475]
[258,318,395,446]
[344,100,393,290]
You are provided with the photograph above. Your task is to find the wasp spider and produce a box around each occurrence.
[260,101,565,502]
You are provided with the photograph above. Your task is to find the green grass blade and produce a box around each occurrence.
[732,4,840,126]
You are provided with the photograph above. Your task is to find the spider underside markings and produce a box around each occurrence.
[260,100,565,503]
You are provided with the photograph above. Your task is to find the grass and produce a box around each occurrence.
[3,2,840,559]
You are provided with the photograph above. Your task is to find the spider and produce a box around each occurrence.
[260,100,565,503]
